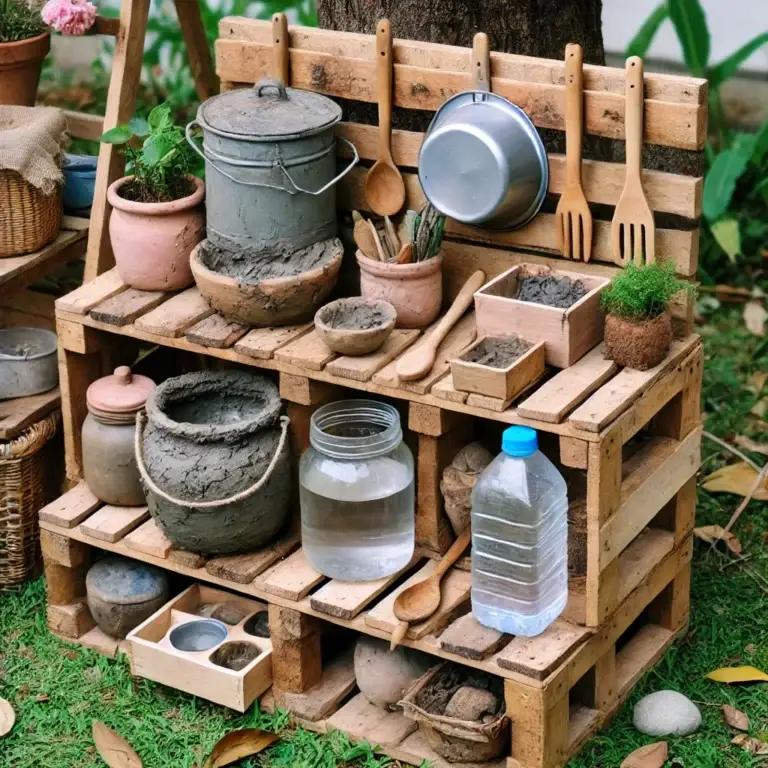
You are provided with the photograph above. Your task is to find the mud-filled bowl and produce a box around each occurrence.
[315,297,396,356]
[190,238,343,327]
[137,370,292,555]
[210,640,262,671]
[170,619,228,652]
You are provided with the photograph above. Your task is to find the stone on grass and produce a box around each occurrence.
[633,690,702,736]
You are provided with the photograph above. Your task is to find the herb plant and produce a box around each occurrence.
[100,103,199,204]
[601,261,695,321]
[0,0,47,43]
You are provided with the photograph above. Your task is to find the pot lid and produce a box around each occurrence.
[86,556,168,606]
[198,79,342,140]
[87,366,155,415]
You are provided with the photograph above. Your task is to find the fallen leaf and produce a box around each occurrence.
[732,734,768,754]
[34,694,49,703]
[706,666,768,684]
[92,721,142,768]
[0,698,15,737]
[744,301,767,336]
[734,435,768,456]
[701,463,768,501]
[748,371,768,395]
[722,704,750,731]
[204,728,280,768]
[694,525,743,556]
[620,741,669,768]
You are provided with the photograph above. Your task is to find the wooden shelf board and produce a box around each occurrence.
[0,387,60,440]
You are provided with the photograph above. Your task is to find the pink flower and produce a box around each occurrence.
[41,0,98,36]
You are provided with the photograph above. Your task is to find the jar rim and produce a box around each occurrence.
[309,400,402,459]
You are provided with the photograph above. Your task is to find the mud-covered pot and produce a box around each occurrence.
[136,371,292,555]
[186,79,358,254]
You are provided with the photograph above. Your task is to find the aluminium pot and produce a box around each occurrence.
[186,79,359,254]
[0,327,58,399]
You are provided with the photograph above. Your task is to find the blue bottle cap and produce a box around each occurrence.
[501,425,538,457]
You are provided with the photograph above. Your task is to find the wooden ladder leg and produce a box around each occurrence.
[173,0,219,100]
[268,604,322,694]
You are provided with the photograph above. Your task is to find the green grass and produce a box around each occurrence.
[1,307,766,768]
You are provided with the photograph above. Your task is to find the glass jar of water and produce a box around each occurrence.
[299,400,414,581]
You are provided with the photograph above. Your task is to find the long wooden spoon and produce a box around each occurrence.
[365,19,406,217]
[390,527,471,650]
[396,270,486,381]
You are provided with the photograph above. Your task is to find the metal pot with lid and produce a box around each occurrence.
[187,79,359,254]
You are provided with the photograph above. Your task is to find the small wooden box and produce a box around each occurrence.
[127,584,272,712]
[473,264,610,368]
[450,336,546,401]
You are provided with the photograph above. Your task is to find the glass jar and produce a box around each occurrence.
[299,400,414,581]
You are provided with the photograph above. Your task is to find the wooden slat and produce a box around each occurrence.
[123,519,172,558]
[38,482,102,529]
[168,549,206,569]
[89,288,166,326]
[568,336,700,432]
[134,288,214,337]
[0,388,60,440]
[337,122,702,220]
[185,313,248,348]
[274,330,338,371]
[430,373,468,404]
[79,505,149,543]
[518,347,619,423]
[616,529,676,606]
[56,268,127,315]
[258,549,325,601]
[324,329,421,382]
[64,110,105,141]
[204,534,300,584]
[616,625,673,695]
[327,693,417,748]
[234,324,313,360]
[438,613,509,661]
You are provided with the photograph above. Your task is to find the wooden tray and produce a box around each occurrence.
[128,584,272,711]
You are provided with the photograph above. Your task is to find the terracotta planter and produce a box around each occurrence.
[108,175,205,291]
[604,311,673,370]
[0,32,50,106]
[356,250,443,329]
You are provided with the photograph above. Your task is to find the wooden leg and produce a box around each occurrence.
[268,604,322,693]
[173,0,219,100]
[571,646,617,713]
[649,560,691,632]
[559,437,588,470]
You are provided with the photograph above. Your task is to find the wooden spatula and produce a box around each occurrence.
[611,56,655,265]
[555,43,592,262]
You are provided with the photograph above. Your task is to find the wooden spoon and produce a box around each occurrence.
[396,270,486,381]
[367,220,388,261]
[272,13,290,85]
[352,211,377,260]
[390,527,471,650]
[365,19,406,217]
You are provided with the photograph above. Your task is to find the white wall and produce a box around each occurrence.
[603,0,768,72]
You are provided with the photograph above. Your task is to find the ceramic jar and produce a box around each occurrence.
[82,366,155,506]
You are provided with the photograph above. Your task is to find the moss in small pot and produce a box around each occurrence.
[601,261,695,370]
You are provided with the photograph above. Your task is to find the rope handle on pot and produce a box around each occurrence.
[134,411,291,510]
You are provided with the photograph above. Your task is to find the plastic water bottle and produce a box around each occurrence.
[471,426,568,636]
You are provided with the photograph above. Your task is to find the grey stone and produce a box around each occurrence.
[633,690,702,736]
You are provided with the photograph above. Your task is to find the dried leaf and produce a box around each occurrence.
[722,704,750,731]
[706,666,768,684]
[0,698,15,737]
[620,741,669,768]
[734,435,768,456]
[744,301,767,336]
[748,371,768,395]
[732,734,768,754]
[701,463,768,501]
[694,525,743,556]
[92,721,142,768]
[204,728,279,768]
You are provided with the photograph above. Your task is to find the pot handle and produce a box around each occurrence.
[277,136,359,196]
[134,411,290,510]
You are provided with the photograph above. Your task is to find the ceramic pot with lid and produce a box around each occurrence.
[186,79,359,255]
[82,366,155,506]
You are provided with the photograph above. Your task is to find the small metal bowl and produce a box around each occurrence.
[0,327,58,400]
[169,619,228,652]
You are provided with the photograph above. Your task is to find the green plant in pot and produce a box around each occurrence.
[601,261,695,371]
[0,1,49,106]
[100,103,205,292]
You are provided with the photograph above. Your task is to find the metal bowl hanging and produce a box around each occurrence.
[418,34,548,231]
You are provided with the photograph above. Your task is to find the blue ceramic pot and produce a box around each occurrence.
[62,153,97,213]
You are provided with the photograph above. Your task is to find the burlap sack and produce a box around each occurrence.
[0,106,67,194]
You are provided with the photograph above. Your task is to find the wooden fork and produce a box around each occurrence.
[611,56,656,265]
[556,43,592,261]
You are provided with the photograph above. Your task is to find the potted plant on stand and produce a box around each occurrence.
[0,1,49,106]
[601,261,695,370]
[100,103,205,291]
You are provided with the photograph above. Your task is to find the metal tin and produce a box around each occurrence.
[0,327,58,399]
[186,79,359,253]
[418,91,548,230]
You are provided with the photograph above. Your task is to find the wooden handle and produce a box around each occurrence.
[376,19,394,161]
[434,527,471,579]
[625,56,644,179]
[472,32,490,92]
[368,220,386,261]
[272,13,290,86]
[425,270,486,351]
[390,620,409,651]
[564,43,583,187]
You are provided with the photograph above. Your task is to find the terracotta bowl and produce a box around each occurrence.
[315,297,396,356]
[190,239,344,327]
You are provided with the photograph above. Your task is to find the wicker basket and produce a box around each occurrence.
[0,411,62,589]
[0,169,62,257]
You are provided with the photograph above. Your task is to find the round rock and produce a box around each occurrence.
[633,690,702,736]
